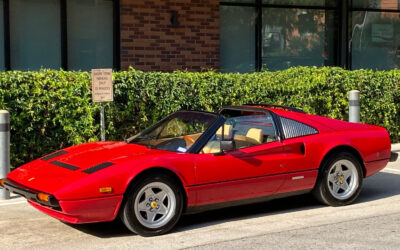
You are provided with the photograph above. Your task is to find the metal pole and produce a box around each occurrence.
[0,110,10,200]
[349,90,360,123]
[100,103,105,141]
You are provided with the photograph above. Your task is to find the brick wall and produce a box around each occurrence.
[120,0,220,72]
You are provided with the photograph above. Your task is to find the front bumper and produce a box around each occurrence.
[29,195,124,224]
[3,179,60,209]
[3,178,123,224]
[390,151,398,162]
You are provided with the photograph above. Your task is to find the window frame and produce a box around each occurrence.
[349,1,400,70]
[220,0,339,72]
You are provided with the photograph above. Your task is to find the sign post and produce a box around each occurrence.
[92,69,113,141]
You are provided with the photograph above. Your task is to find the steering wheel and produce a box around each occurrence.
[182,135,195,148]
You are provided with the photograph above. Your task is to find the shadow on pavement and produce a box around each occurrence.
[67,219,133,238]
[67,171,400,238]
[358,172,400,202]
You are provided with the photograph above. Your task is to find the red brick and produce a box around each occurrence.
[120,0,219,72]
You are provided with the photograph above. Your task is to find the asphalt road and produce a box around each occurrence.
[1,157,399,250]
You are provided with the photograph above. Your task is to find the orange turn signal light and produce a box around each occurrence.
[0,179,5,188]
[99,187,113,194]
[37,193,50,202]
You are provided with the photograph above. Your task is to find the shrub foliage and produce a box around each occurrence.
[0,67,399,168]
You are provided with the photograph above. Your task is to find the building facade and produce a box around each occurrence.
[0,0,400,72]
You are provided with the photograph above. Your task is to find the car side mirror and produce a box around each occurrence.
[220,140,235,152]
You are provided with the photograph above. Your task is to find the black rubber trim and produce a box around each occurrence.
[41,150,68,161]
[349,100,360,106]
[0,123,9,132]
[390,152,398,162]
[82,162,114,174]
[3,179,60,209]
[244,104,306,113]
[50,160,79,171]
[185,189,311,214]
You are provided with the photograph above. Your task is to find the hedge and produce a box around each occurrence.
[0,67,399,168]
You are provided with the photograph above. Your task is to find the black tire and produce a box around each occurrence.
[120,173,183,236]
[312,152,363,206]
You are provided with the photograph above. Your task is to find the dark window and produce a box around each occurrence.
[350,1,400,70]
[261,8,337,70]
[10,0,61,70]
[352,0,400,10]
[262,0,338,7]
[220,0,339,72]
[1,0,116,71]
[0,0,4,70]
[67,0,113,71]
[220,6,257,73]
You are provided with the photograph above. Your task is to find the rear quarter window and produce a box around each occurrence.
[280,117,318,139]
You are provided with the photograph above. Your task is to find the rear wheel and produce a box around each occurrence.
[313,152,363,206]
[120,174,183,236]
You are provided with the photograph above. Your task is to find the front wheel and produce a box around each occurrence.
[313,152,363,206]
[120,174,183,236]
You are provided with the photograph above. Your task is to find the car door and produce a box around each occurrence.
[192,110,288,206]
[275,116,321,194]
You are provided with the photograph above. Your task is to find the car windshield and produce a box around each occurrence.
[128,111,218,153]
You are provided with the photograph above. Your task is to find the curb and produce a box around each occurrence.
[392,143,400,152]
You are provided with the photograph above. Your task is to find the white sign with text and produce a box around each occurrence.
[92,69,113,102]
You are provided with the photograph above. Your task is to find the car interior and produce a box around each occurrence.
[201,111,279,154]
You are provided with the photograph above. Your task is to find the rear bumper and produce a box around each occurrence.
[390,151,398,162]
[365,159,389,178]
[29,195,124,224]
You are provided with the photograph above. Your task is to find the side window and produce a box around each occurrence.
[201,111,279,154]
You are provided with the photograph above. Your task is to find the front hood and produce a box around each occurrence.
[7,142,163,194]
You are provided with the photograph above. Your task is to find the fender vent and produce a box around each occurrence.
[281,117,318,139]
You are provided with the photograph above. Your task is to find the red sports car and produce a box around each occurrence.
[0,105,398,236]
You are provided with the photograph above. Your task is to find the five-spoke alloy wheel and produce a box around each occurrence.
[134,182,176,229]
[313,152,363,206]
[120,174,183,236]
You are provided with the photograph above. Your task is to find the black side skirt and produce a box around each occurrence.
[184,189,312,215]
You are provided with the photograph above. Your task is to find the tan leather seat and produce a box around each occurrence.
[216,124,233,140]
[202,141,221,154]
[246,128,263,145]
[202,124,233,154]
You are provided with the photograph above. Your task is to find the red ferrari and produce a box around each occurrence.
[1,105,398,236]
